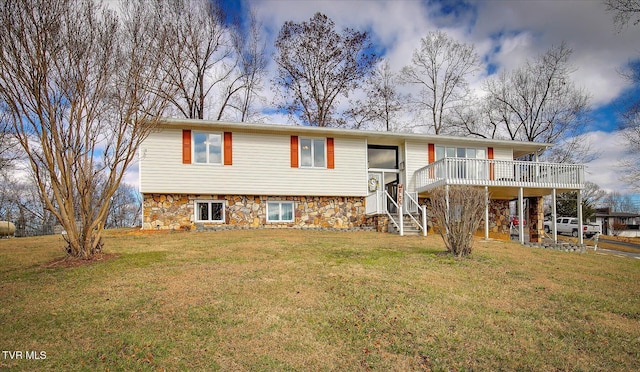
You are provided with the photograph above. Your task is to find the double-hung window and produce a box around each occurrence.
[300,138,326,168]
[193,132,222,164]
[195,201,225,223]
[267,201,294,222]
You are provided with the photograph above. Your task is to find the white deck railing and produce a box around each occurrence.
[415,158,584,192]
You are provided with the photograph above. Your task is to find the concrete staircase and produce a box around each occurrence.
[388,214,424,236]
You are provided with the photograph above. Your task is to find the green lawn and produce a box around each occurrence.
[1,229,638,371]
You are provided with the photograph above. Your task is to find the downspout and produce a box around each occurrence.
[578,190,583,245]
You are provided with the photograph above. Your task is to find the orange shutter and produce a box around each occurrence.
[327,138,334,169]
[223,132,232,165]
[428,144,435,178]
[182,130,191,164]
[290,136,299,168]
[488,147,494,181]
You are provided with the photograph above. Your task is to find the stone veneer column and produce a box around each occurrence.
[488,199,511,240]
[528,196,544,243]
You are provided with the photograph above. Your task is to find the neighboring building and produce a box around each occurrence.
[139,119,585,243]
[592,208,640,236]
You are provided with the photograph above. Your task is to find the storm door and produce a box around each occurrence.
[367,145,399,214]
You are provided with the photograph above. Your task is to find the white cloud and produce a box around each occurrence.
[472,0,640,105]
[580,130,634,194]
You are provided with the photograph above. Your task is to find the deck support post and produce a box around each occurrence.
[577,189,583,245]
[485,186,489,240]
[422,204,427,237]
[518,187,524,244]
[552,188,558,243]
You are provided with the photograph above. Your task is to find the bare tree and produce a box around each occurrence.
[0,0,171,258]
[155,0,233,120]
[106,182,142,229]
[400,31,479,134]
[0,108,18,170]
[448,96,498,138]
[603,191,639,213]
[480,43,592,162]
[603,0,640,31]
[346,60,404,131]
[220,9,267,122]
[429,186,487,257]
[617,61,640,190]
[273,12,377,127]
[0,173,56,236]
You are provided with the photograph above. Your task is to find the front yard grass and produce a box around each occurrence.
[1,229,638,370]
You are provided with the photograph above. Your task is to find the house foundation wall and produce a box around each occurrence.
[142,194,369,231]
[143,193,514,241]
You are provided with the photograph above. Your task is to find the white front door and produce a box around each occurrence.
[367,172,384,213]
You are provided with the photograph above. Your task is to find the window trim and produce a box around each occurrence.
[266,201,295,223]
[299,137,327,169]
[192,131,223,165]
[194,200,226,223]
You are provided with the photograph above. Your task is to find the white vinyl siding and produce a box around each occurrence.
[404,141,429,192]
[140,129,366,196]
[492,147,512,161]
[492,147,514,180]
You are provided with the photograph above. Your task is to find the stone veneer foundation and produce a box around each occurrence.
[142,193,522,242]
[142,194,368,231]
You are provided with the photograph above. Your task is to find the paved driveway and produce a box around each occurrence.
[592,247,640,260]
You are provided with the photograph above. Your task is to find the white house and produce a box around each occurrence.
[592,208,640,237]
[139,119,586,243]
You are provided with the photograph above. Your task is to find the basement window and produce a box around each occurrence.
[267,201,294,222]
[195,200,225,223]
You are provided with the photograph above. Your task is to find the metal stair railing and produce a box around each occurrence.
[384,190,403,236]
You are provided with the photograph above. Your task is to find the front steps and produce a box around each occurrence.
[387,214,424,236]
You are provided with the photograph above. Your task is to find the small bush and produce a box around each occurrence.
[429,186,487,257]
[611,221,627,236]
